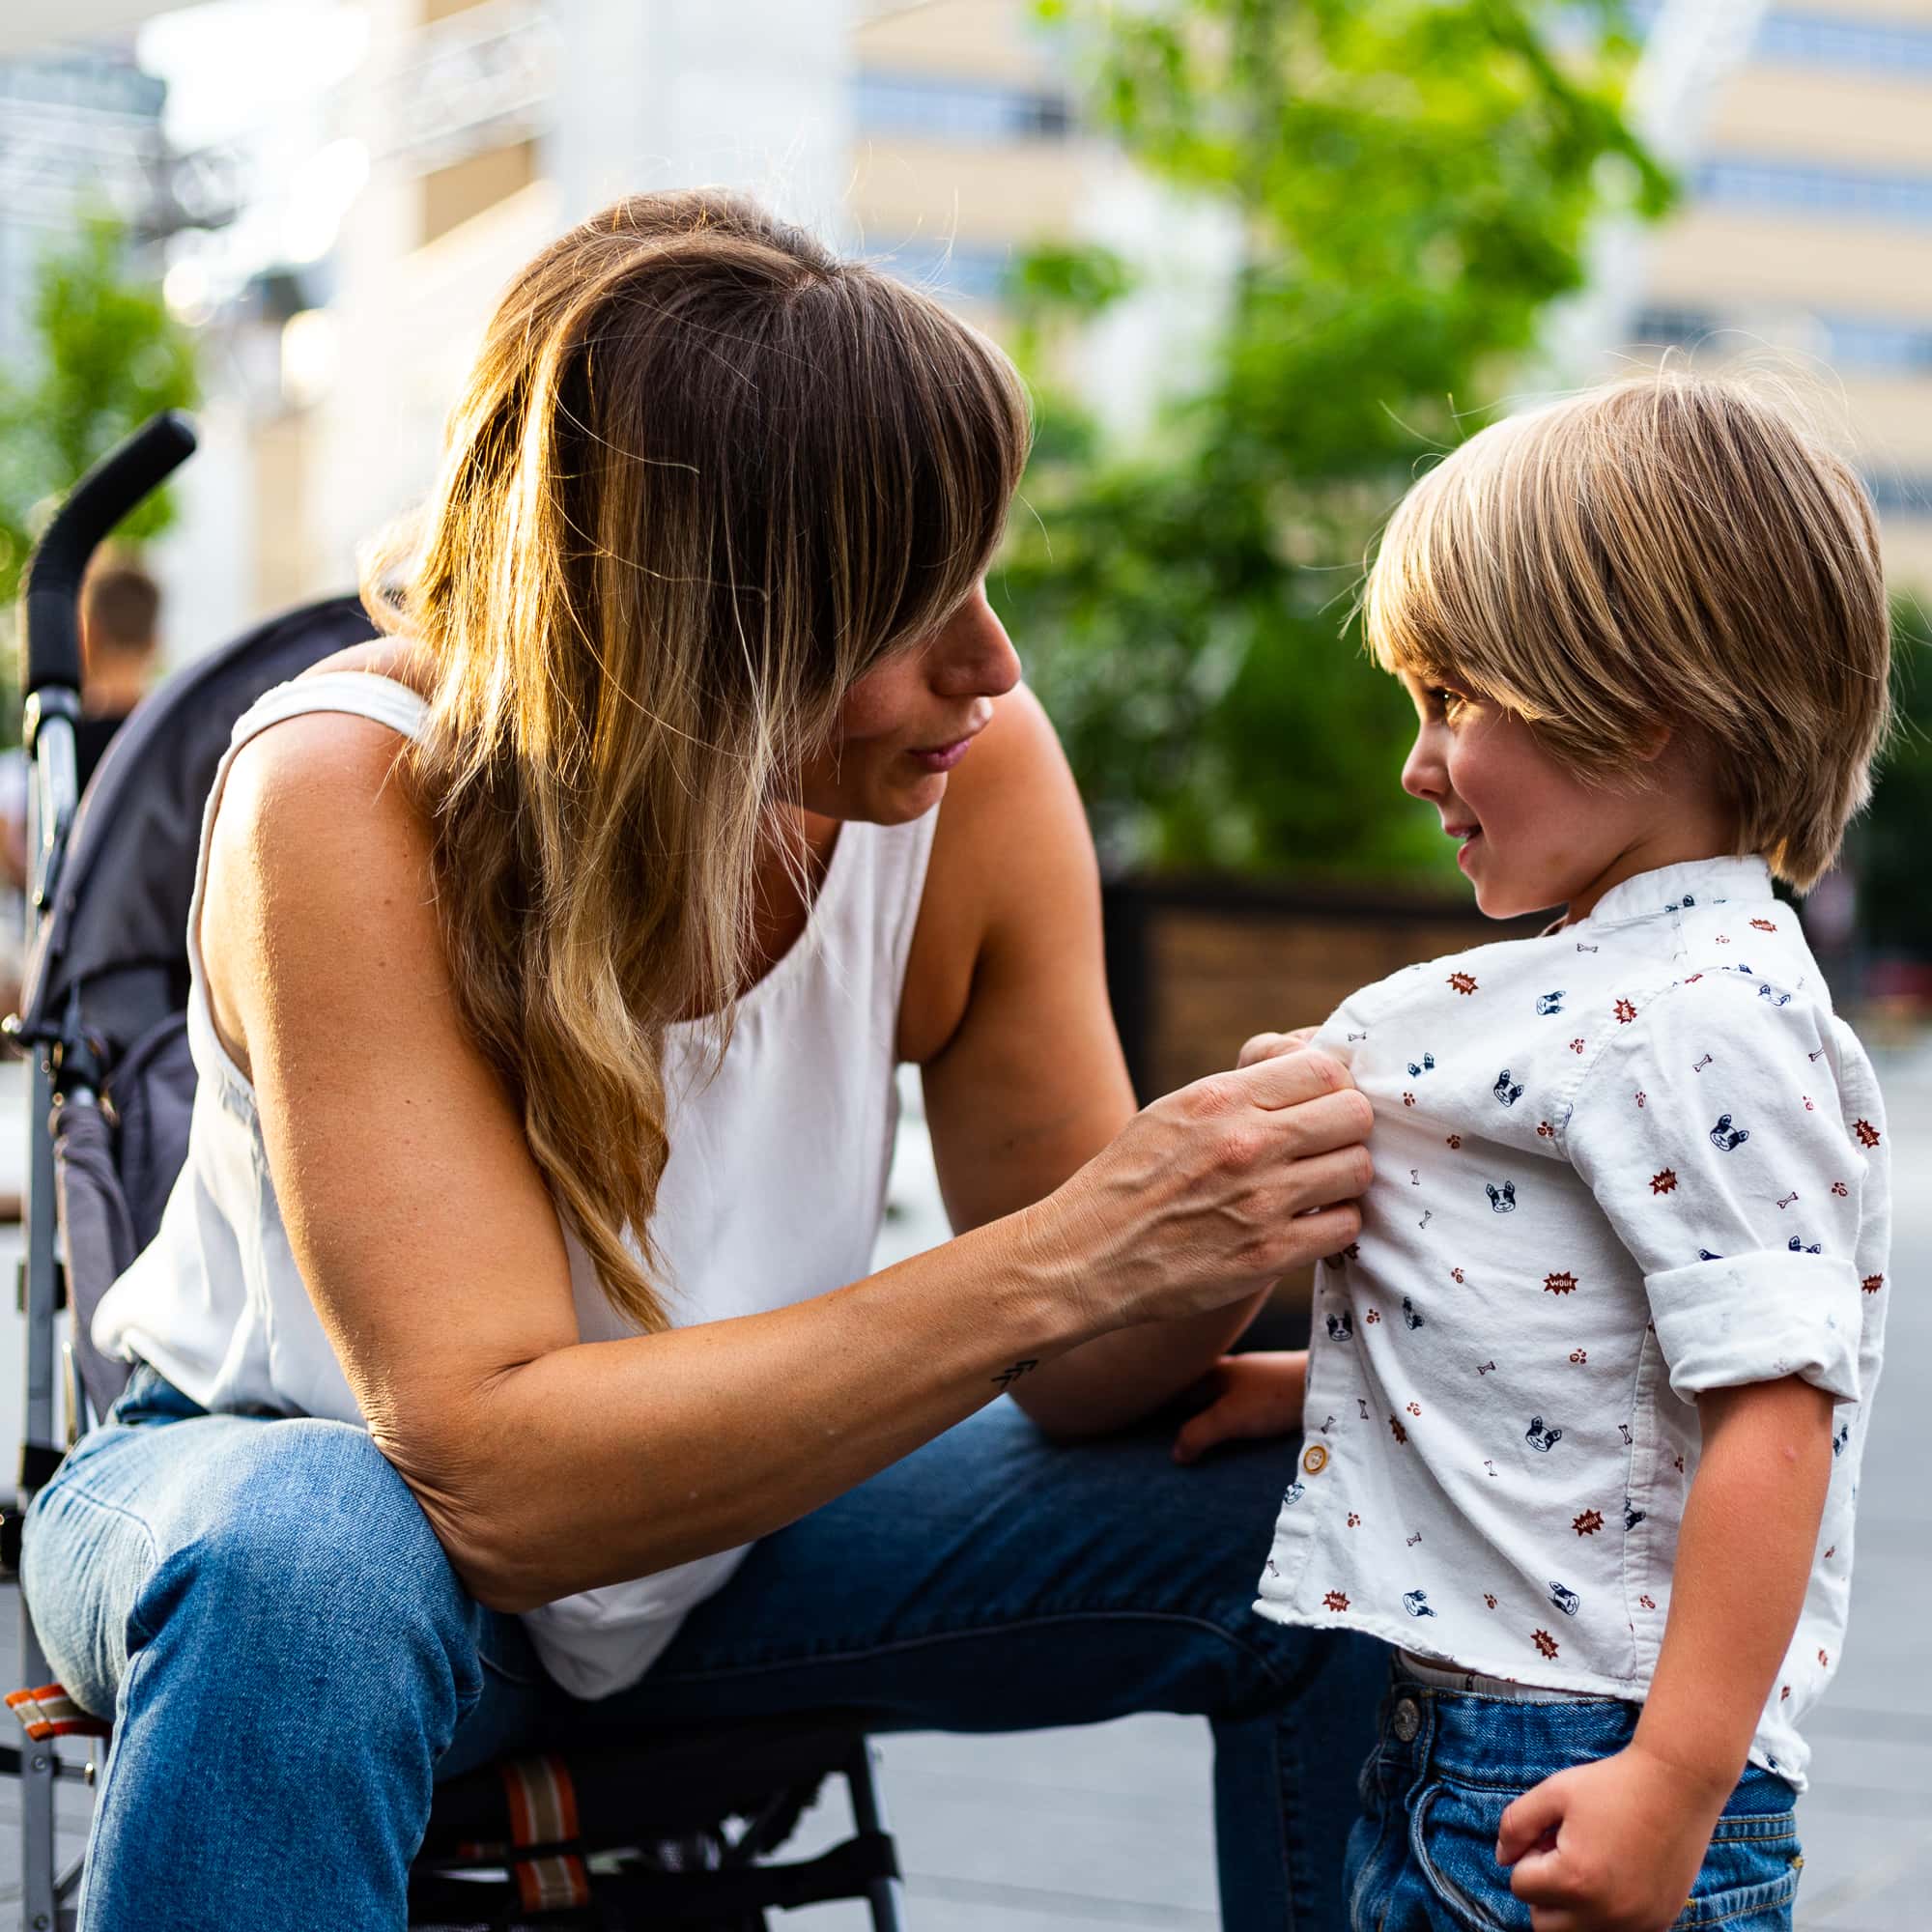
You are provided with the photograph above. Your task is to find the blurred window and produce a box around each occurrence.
[1863,472,1932,516]
[867,239,1012,302]
[1632,307,1932,374]
[854,71,1073,143]
[1754,13,1932,74]
[1696,158,1932,225]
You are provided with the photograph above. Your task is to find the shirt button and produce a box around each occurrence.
[1301,1444,1329,1475]
[1391,1697,1422,1744]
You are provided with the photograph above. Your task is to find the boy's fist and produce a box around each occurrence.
[1172,1351,1309,1464]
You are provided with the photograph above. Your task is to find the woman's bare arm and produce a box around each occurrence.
[915,689,1360,1438]
[211,712,1367,1611]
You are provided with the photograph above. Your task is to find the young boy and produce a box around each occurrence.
[1175,373,1892,1930]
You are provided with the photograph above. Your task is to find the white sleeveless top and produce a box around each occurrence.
[93,671,939,1697]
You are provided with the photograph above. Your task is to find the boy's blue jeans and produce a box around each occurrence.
[22,1361,1386,1931]
[1347,1658,1804,1930]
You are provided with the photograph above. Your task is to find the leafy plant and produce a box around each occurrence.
[993,0,1670,882]
[0,211,200,740]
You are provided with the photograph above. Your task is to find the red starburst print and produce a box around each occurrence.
[1323,1591,1350,1612]
[1448,972,1478,996]
[1569,1037,1585,1054]
[1832,1180,1849,1197]
[1365,1309,1381,1324]
[1532,1630,1559,1661]
[1650,1169,1677,1195]
[1537,1120,1555,1139]
[1569,1349,1587,1364]
[1403,1092,1416,1107]
[1863,1274,1885,1295]
[1543,1271,1578,1296]
[1406,1402,1422,1417]
[1573,1509,1605,1536]
[1450,1267,1465,1283]
[1347,1513,1360,1527]
[1389,1414,1408,1445]
[1614,998,1637,1024]
[1750,919,1777,932]
[1483,1593,1498,1609]
[1638,1595,1656,1610]
[1854,1119,1881,1149]
[1446,1133,1463,1150]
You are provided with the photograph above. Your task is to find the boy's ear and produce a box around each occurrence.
[1634,719,1674,763]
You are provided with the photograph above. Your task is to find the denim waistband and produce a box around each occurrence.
[1377,1657,1798,1814]
[108,1359,211,1429]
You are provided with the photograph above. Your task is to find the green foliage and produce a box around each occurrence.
[993,0,1670,881]
[0,211,200,611]
[1855,606,1932,959]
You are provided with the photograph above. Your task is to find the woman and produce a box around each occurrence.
[24,192,1381,1929]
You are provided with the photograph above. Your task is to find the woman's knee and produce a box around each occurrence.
[33,1415,484,1730]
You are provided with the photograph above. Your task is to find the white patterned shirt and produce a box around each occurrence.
[1252,857,1890,1789]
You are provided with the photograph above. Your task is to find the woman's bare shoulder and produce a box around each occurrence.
[201,698,441,1084]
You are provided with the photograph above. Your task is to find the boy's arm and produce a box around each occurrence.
[1497,1374,1833,1928]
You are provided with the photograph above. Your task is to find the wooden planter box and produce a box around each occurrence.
[1101,874,1543,1351]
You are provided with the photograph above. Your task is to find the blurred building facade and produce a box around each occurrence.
[1619,0,1932,587]
[118,0,1932,645]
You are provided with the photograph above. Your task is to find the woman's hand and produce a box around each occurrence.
[1236,1026,1321,1066]
[1171,1351,1309,1464]
[1020,1046,1372,1337]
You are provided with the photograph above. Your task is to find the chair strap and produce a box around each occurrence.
[496,1752,591,1915]
[7,1682,110,1742]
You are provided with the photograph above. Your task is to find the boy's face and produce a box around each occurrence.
[1397,673,1662,923]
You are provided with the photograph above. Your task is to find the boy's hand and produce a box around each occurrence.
[1171,1351,1308,1464]
[1497,1744,1727,1930]
[1236,1026,1321,1067]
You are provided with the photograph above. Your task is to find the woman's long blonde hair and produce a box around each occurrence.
[358,191,1031,1331]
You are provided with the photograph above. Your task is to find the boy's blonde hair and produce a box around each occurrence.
[1364,369,1891,891]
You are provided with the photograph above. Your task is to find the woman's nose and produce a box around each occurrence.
[943,592,1022,699]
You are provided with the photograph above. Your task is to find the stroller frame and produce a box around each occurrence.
[0,414,909,1931]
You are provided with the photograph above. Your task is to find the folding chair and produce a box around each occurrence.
[0,413,908,1930]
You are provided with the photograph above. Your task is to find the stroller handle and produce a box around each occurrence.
[18,411,198,699]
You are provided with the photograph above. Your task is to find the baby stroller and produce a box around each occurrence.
[0,414,908,1931]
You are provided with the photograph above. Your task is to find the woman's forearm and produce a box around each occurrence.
[380,1209,1084,1611]
[1633,1376,1835,1797]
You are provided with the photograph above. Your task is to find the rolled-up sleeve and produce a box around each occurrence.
[1564,974,1869,1406]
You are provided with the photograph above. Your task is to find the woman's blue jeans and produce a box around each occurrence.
[22,1362,1386,1931]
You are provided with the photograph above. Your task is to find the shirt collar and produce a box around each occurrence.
[1580,855,1775,928]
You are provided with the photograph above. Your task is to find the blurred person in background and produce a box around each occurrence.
[1,548,163,893]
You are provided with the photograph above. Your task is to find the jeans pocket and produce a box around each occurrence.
[1408,1780,1533,1932]
[1671,1812,1803,1928]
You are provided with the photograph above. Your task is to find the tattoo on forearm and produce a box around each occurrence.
[991,1359,1039,1389]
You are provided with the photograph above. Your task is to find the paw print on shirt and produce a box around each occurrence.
[1569,1037,1585,1054]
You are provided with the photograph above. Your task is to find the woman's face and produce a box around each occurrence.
[798,583,1023,824]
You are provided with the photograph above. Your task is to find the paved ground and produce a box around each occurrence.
[0,1049,1924,1926]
